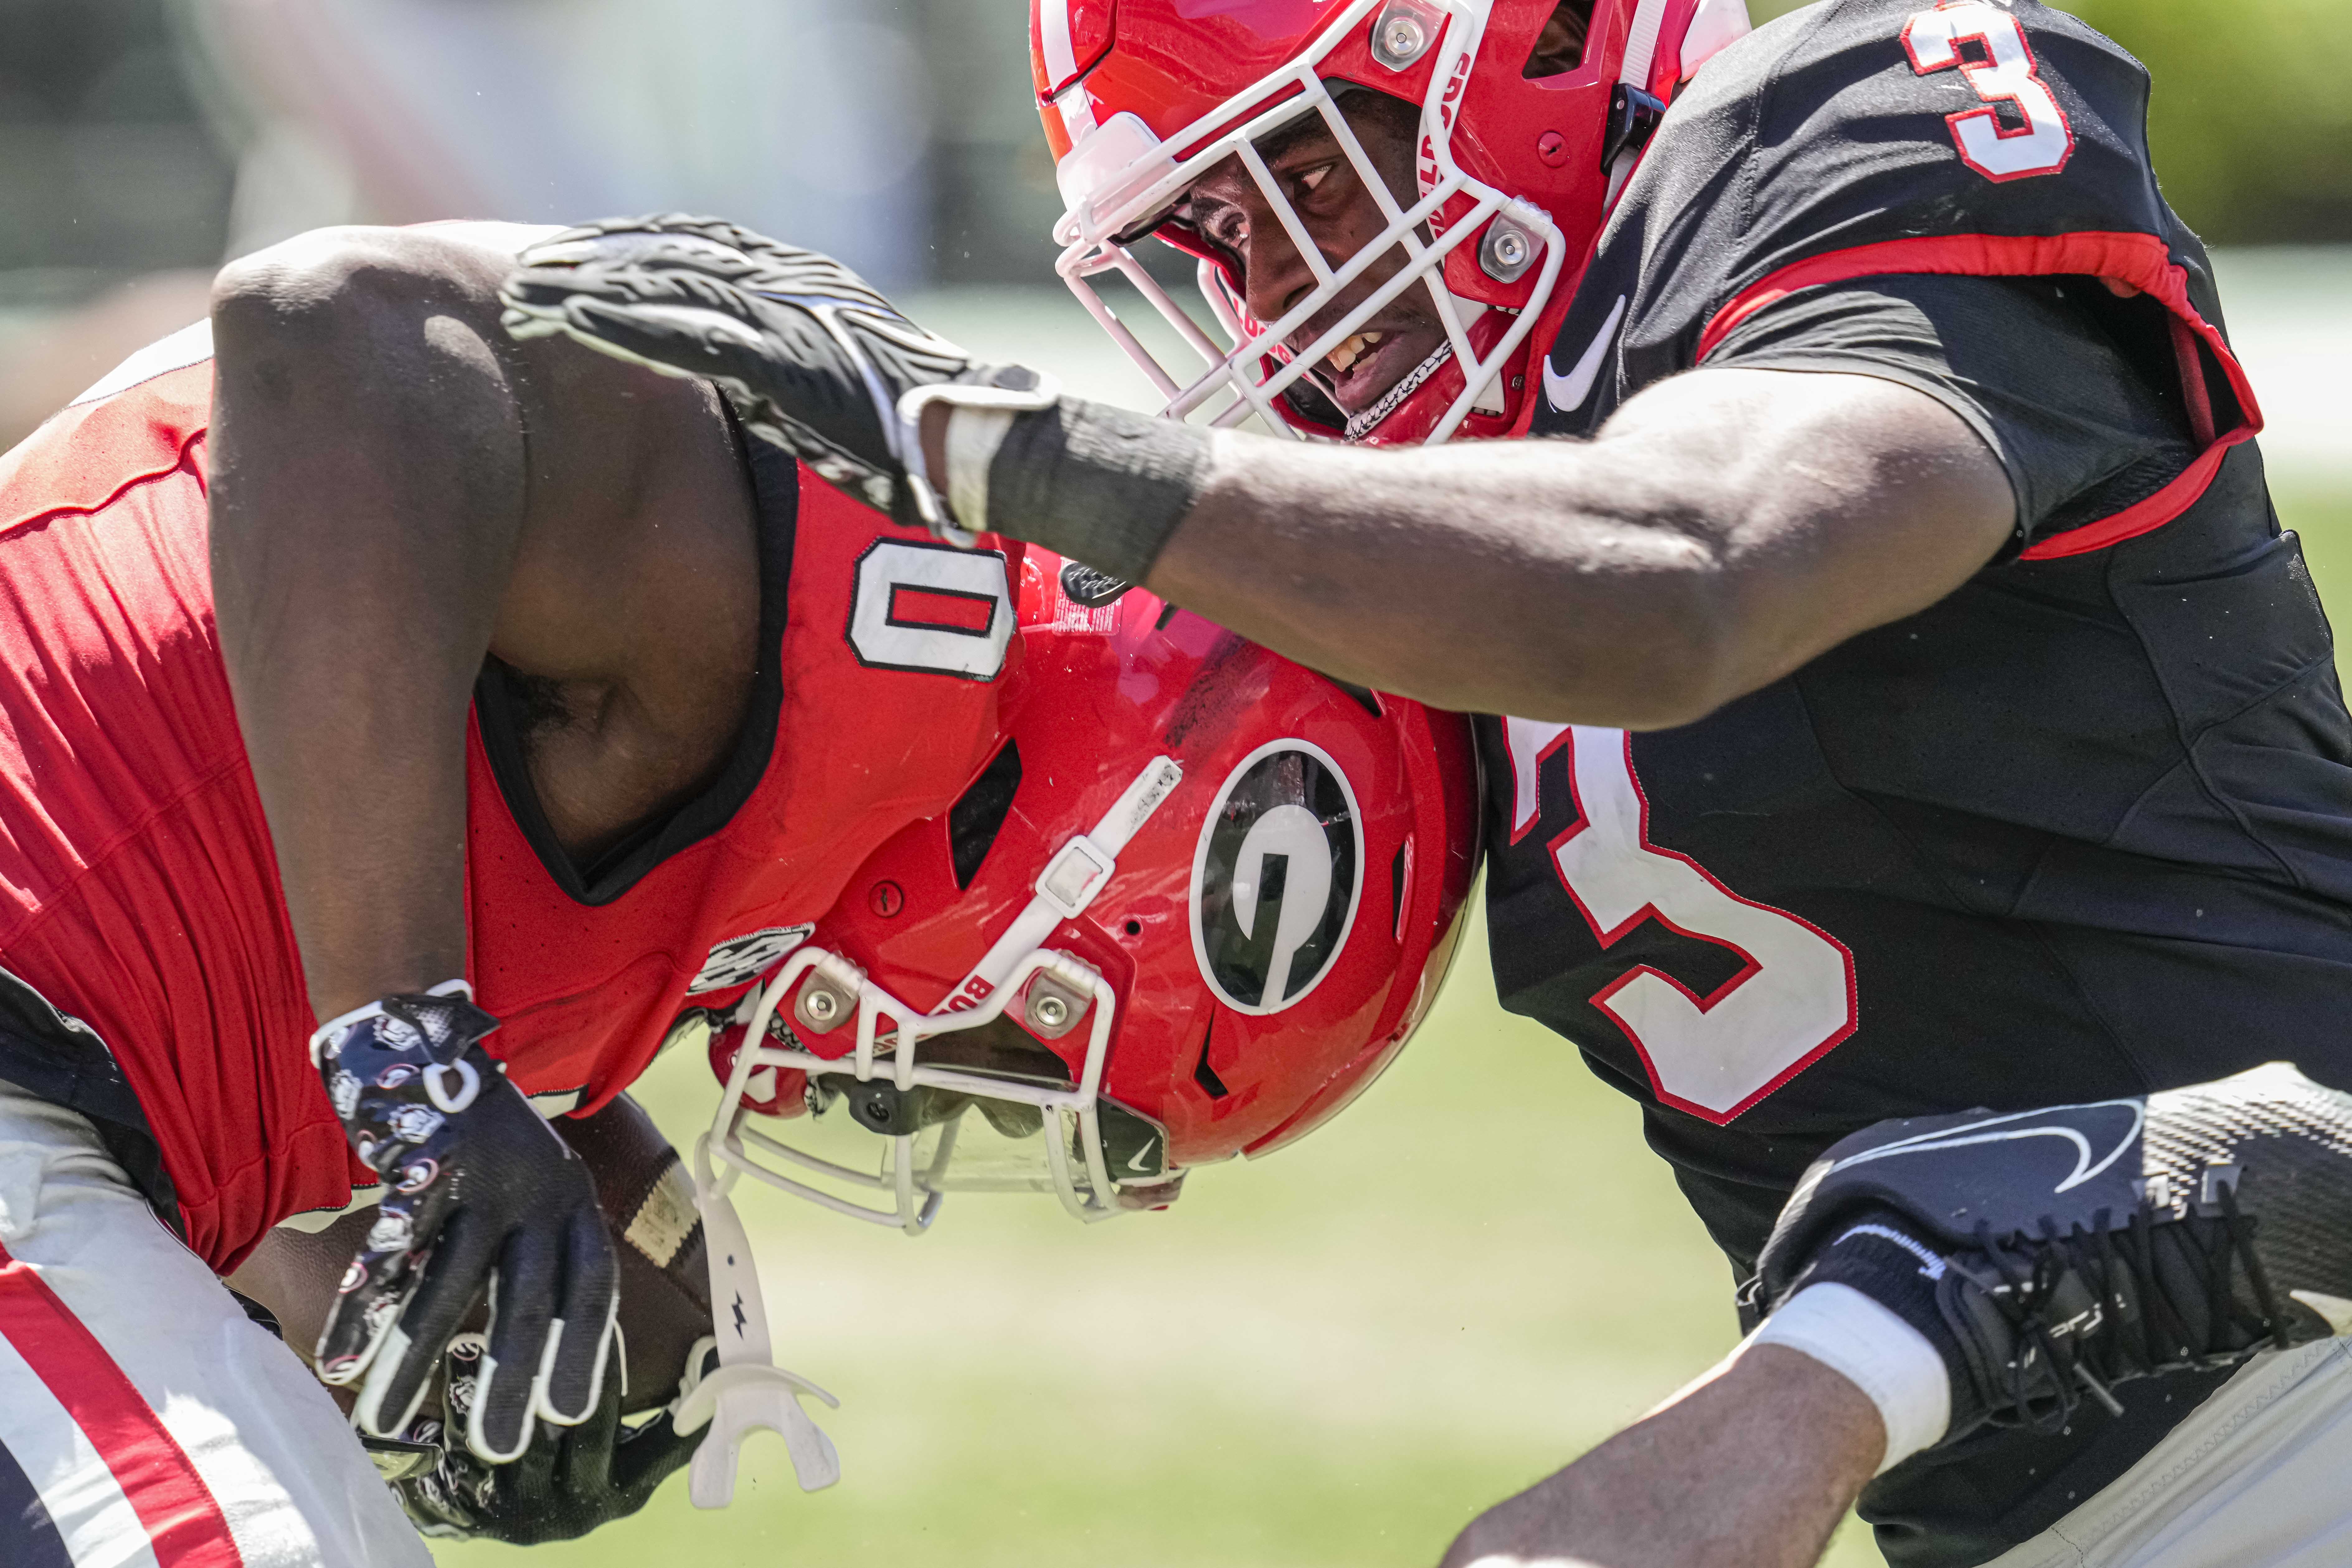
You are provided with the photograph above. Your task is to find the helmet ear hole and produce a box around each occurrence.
[1522,0,1597,78]
[948,741,1024,889]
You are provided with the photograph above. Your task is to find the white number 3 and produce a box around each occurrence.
[1902,1,2074,181]
[1506,721,1857,1124]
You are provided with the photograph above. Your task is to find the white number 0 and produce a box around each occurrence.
[1506,720,1857,1124]
[1902,1,2074,182]
[847,539,1014,680]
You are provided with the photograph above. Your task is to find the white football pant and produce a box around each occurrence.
[0,1078,427,1567]
[1983,1336,2352,1568]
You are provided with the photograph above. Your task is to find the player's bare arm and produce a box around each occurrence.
[1435,1346,1884,1568]
[208,220,758,1460]
[1137,366,2014,726]
[209,221,761,1018]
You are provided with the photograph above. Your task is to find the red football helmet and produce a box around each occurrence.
[1031,0,1753,444]
[702,547,1479,1232]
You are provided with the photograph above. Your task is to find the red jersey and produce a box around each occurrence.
[0,325,1017,1270]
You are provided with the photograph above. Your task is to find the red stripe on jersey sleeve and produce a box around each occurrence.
[1695,231,2263,561]
[0,1241,244,1566]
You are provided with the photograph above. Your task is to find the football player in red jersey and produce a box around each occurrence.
[505,0,2352,1562]
[0,208,1478,1561]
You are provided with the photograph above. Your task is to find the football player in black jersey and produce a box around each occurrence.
[496,0,2352,1562]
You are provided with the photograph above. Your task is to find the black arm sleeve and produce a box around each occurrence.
[1701,272,2203,553]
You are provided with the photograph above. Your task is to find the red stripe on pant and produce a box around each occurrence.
[0,1240,244,1566]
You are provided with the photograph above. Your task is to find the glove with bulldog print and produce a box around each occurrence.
[312,981,619,1464]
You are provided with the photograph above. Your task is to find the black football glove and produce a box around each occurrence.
[497,215,1056,538]
[312,985,619,1463]
[394,1335,706,1543]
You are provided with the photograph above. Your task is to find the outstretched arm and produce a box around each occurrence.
[1439,1346,1882,1568]
[1138,367,2014,728]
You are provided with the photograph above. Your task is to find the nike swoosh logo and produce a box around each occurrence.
[1126,1139,1157,1174]
[1541,294,1627,414]
[1825,1098,2146,1196]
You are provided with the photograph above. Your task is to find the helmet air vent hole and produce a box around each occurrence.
[1522,0,1596,78]
[1391,839,1414,942]
[1124,920,1143,937]
[1326,678,1383,717]
[948,740,1023,890]
[1193,1019,1230,1101]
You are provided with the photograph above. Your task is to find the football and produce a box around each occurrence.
[551,1092,714,1415]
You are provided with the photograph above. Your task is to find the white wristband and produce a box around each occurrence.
[1747,1282,1952,1474]
[942,405,1018,534]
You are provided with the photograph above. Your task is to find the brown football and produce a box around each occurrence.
[552,1092,713,1415]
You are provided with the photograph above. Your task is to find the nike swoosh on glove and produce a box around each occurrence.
[1755,1061,2352,1446]
[313,987,619,1464]
[497,215,1056,539]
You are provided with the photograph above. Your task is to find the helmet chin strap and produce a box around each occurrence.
[1605,0,1681,206]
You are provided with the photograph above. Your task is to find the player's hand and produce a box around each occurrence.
[393,1335,706,1543]
[497,215,1055,537]
[312,986,619,1463]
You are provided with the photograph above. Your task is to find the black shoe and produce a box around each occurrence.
[1756,1063,2352,1444]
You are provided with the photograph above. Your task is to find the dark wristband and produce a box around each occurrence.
[983,398,1213,585]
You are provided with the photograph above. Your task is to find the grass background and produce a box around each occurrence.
[434,250,2350,1568]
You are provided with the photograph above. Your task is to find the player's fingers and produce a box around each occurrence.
[356,1208,496,1438]
[504,257,788,344]
[314,1233,418,1387]
[612,1408,703,1504]
[514,219,867,304]
[471,1226,559,1463]
[540,1205,621,1427]
[504,291,784,395]
[558,1369,626,1498]
[512,226,762,285]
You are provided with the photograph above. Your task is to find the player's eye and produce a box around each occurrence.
[1293,162,1339,199]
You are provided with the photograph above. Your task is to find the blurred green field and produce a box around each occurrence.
[435,266,2349,1568]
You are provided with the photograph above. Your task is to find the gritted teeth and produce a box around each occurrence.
[1324,330,1384,373]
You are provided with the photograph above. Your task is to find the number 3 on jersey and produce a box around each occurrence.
[1506,720,1857,1123]
[1903,1,2074,181]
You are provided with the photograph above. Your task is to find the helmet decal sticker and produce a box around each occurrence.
[688,924,815,994]
[1191,739,1365,1014]
[1059,559,1133,607]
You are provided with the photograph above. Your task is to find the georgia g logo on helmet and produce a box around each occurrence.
[1191,739,1364,1014]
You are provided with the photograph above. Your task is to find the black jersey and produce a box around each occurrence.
[1481,0,2349,1559]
